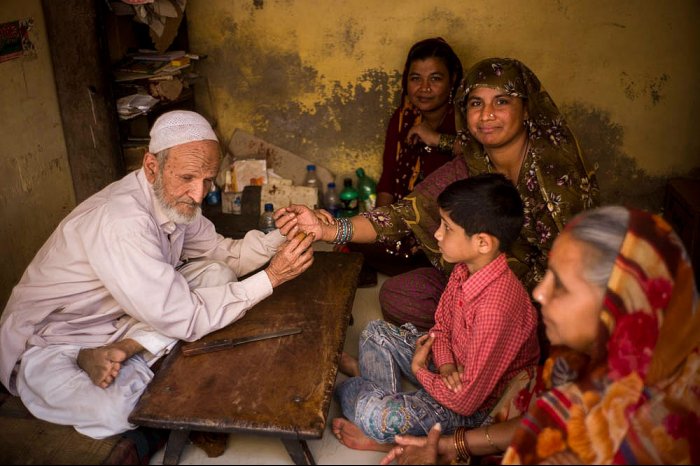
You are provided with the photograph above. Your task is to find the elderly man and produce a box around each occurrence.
[0,110,313,439]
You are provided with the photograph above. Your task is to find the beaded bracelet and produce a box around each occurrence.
[331,217,354,244]
[453,426,472,464]
[437,133,457,153]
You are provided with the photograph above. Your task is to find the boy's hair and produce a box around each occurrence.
[437,173,524,252]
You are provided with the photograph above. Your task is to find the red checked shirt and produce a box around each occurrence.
[415,253,540,416]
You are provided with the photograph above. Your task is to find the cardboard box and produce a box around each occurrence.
[261,181,317,212]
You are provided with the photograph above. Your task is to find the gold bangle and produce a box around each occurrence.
[484,424,498,451]
[453,426,472,464]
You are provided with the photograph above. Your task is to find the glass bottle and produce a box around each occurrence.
[355,167,377,212]
[258,203,276,233]
[323,181,341,218]
[339,178,359,218]
[303,164,322,209]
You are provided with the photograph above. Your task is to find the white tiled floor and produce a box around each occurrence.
[149,267,390,465]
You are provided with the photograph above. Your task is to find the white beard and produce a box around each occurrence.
[153,175,201,225]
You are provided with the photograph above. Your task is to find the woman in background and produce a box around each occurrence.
[375,37,463,208]
[348,37,463,284]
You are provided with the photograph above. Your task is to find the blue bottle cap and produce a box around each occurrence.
[264,203,274,211]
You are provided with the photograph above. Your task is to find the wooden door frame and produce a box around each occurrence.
[41,0,124,203]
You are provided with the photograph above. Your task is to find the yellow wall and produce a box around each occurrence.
[2,0,699,309]
[187,0,700,209]
[0,0,75,309]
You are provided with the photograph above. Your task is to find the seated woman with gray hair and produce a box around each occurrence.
[381,205,700,465]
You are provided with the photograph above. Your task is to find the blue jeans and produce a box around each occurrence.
[335,320,486,443]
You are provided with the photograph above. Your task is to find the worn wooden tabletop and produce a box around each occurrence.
[128,251,363,464]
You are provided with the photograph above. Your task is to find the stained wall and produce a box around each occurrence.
[2,0,700,310]
[187,0,700,209]
[0,0,74,309]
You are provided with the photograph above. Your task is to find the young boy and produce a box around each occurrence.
[332,173,540,451]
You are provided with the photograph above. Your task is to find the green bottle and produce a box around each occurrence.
[339,178,359,217]
[355,167,377,212]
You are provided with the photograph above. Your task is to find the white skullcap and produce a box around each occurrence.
[148,110,218,153]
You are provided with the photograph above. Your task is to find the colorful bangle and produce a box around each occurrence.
[437,133,456,153]
[331,217,353,244]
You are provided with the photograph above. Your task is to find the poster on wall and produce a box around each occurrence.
[0,18,35,64]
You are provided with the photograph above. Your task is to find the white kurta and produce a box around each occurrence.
[0,169,285,396]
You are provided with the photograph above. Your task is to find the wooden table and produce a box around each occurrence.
[128,251,363,465]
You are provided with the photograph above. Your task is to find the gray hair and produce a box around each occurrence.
[155,149,169,171]
[566,206,630,289]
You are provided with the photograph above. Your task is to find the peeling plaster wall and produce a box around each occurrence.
[187,0,700,211]
[0,0,75,309]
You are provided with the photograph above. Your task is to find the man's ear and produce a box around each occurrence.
[143,152,159,184]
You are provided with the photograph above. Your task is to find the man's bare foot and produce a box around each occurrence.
[338,352,360,377]
[77,345,129,388]
[332,417,393,452]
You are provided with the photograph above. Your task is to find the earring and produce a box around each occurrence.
[448,89,453,105]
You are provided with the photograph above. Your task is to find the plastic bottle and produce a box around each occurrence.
[338,177,359,218]
[205,181,221,206]
[355,167,377,212]
[323,181,341,218]
[303,164,322,209]
[258,203,276,233]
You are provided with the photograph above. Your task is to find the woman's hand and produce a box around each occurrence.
[264,232,315,287]
[407,122,440,148]
[380,423,443,465]
[274,204,333,241]
[313,208,335,226]
[411,333,434,375]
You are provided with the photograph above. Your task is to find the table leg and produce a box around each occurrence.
[281,438,315,465]
[162,429,190,465]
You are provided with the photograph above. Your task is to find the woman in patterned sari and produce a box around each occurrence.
[380,206,699,465]
[505,205,700,464]
[376,57,598,331]
[278,57,598,332]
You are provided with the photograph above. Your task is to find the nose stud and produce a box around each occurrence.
[489,113,495,118]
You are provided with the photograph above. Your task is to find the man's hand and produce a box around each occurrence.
[265,230,315,287]
[411,333,434,375]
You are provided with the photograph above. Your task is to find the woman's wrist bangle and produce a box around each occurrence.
[453,426,472,464]
[437,133,456,153]
[330,217,353,244]
[484,424,499,452]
